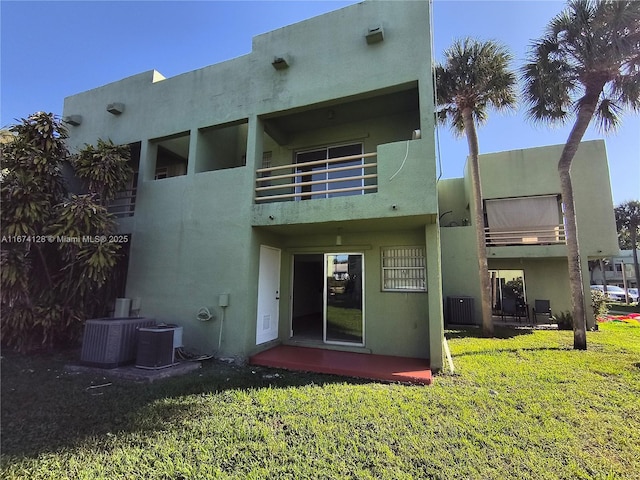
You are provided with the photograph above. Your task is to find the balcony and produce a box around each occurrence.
[485,224,566,246]
[255,152,377,203]
[252,139,438,231]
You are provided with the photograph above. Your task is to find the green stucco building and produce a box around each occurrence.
[62,0,618,372]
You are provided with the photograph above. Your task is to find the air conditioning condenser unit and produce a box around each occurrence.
[135,326,183,370]
[81,317,156,368]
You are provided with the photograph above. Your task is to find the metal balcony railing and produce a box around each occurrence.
[484,224,566,246]
[255,152,377,203]
[107,189,136,218]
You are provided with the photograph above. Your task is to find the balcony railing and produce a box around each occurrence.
[255,152,377,203]
[485,224,566,246]
[107,189,137,218]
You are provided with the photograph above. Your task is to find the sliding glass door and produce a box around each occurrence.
[489,269,527,313]
[295,144,364,200]
[325,253,364,345]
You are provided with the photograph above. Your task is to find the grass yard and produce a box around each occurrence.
[2,323,639,479]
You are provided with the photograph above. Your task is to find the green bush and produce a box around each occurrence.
[591,289,609,318]
[0,113,132,352]
[555,311,573,330]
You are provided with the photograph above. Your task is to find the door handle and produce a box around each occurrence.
[275,291,280,300]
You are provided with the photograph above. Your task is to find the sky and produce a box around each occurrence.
[1,0,638,205]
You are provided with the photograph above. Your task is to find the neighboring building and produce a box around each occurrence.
[440,140,619,328]
[62,0,618,371]
[591,250,638,288]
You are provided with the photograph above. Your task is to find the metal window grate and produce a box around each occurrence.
[261,151,272,170]
[381,246,426,292]
[259,152,273,185]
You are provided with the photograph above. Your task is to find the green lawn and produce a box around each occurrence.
[2,323,639,479]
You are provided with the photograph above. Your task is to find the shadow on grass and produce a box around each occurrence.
[445,326,535,340]
[0,348,369,459]
[450,345,570,358]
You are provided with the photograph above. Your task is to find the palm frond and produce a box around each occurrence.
[522,0,640,127]
[612,72,640,111]
[435,37,517,134]
[593,97,623,132]
[520,40,577,124]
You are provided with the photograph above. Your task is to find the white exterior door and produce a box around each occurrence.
[256,245,281,345]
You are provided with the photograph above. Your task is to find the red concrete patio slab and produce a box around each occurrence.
[249,345,432,385]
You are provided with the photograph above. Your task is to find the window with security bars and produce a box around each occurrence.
[381,246,427,292]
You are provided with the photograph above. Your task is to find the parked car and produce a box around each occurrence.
[626,288,638,303]
[590,285,636,302]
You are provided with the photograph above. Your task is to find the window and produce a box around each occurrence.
[381,246,426,292]
[295,144,363,200]
[485,195,560,230]
[484,195,564,245]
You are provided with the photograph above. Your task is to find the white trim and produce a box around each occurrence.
[256,245,281,345]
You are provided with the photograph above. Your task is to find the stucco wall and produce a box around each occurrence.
[440,226,482,324]
[487,258,571,319]
[62,0,437,358]
[438,178,470,227]
[63,1,433,152]
[275,228,431,359]
[124,167,256,355]
[441,140,617,329]
[478,140,618,257]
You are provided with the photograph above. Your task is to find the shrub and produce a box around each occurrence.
[591,289,609,318]
[0,113,132,352]
[555,311,573,330]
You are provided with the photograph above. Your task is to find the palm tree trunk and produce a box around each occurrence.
[557,95,600,350]
[463,108,494,336]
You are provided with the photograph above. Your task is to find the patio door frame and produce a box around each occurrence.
[323,252,365,347]
[289,252,365,347]
[489,268,527,313]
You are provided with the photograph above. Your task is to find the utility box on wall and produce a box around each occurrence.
[135,326,183,369]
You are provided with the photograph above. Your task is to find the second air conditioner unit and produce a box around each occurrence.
[135,326,183,370]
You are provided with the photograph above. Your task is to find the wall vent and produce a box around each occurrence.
[81,317,156,368]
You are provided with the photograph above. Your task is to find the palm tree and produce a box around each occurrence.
[435,38,517,336]
[522,0,640,349]
[615,200,640,288]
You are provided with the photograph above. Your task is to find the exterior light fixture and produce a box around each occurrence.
[63,115,82,126]
[366,26,384,45]
[107,103,125,115]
